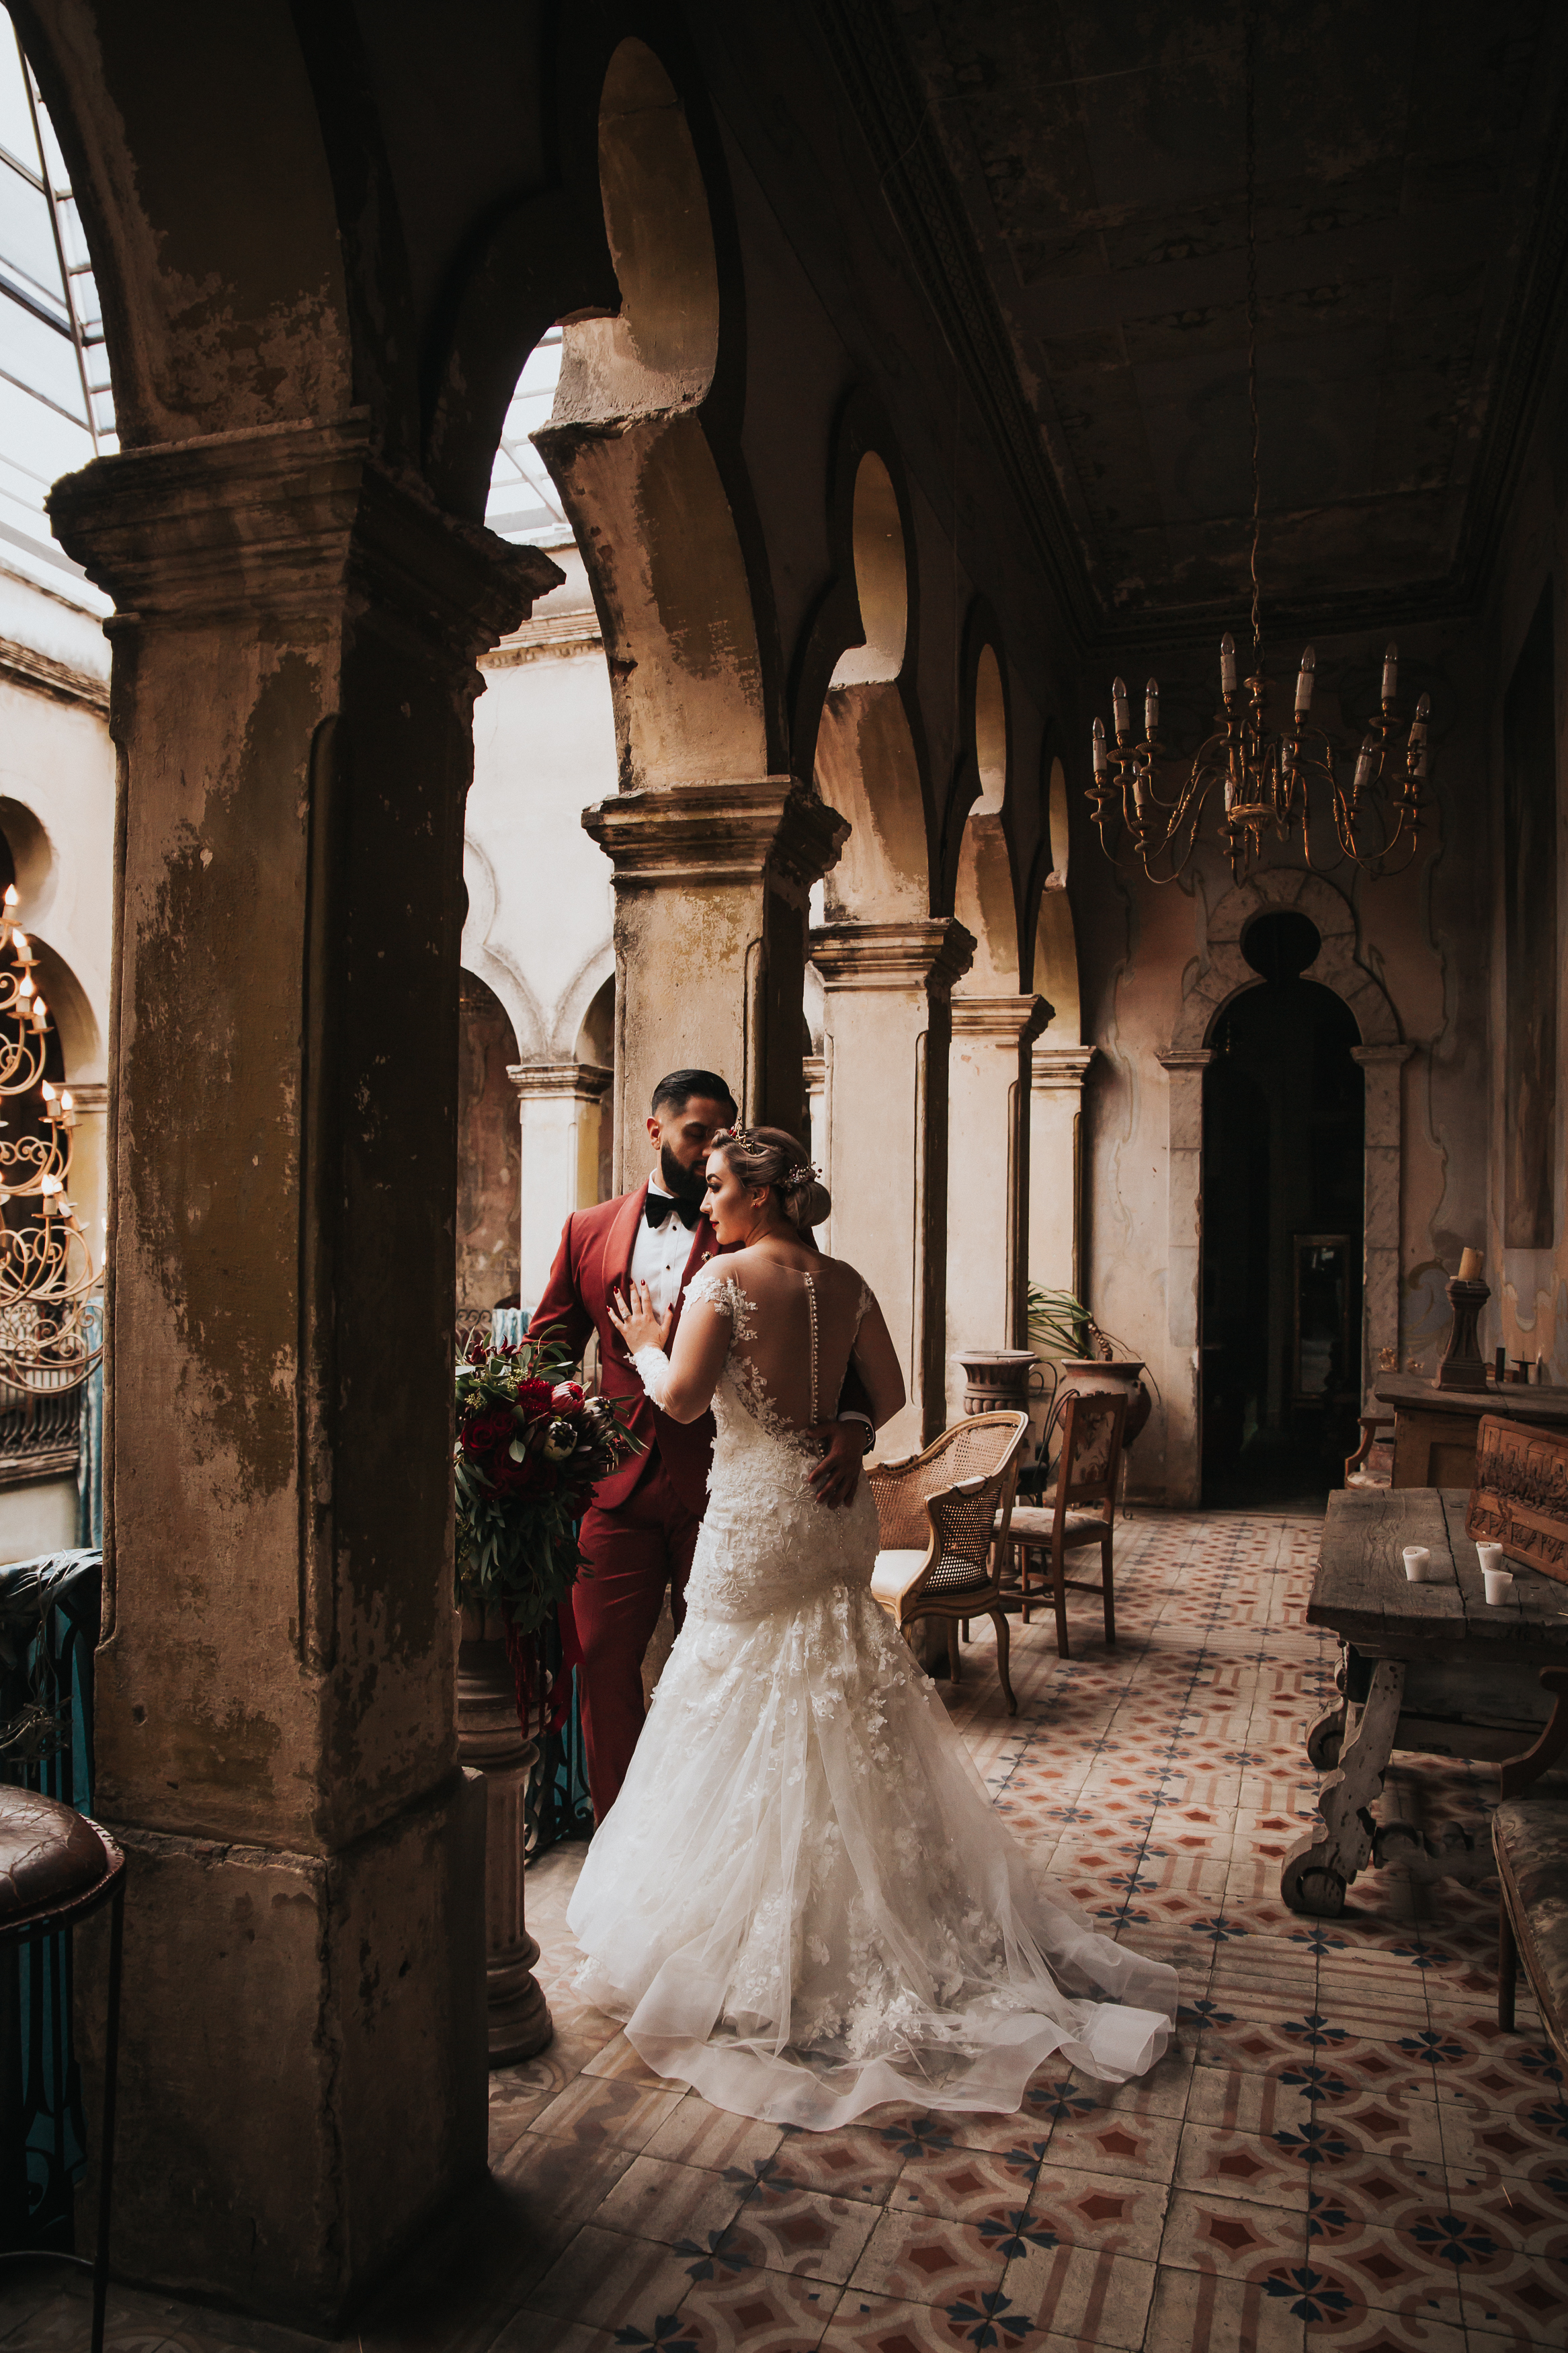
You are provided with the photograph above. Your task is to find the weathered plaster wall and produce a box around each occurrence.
[456,971,520,1323]
[1071,621,1491,1501]
[1483,326,1568,1378]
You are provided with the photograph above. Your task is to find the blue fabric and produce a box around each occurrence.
[0,1546,101,2252]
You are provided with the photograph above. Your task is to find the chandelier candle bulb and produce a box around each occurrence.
[1295,647,1315,715]
[1221,633,1237,696]
[1092,717,1108,775]
[1352,738,1374,801]
[1112,676,1130,740]
[1382,643,1399,703]
[1145,678,1159,736]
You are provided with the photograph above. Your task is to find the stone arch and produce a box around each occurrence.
[461,835,546,1059]
[534,37,769,791]
[1167,869,1399,1053]
[806,407,933,922]
[1159,868,1411,1504]
[556,940,616,1062]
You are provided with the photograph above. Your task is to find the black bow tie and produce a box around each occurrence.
[645,1191,702,1231]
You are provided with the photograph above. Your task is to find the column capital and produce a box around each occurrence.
[583,780,848,900]
[1157,1046,1216,1072]
[47,415,561,665]
[1350,1041,1415,1068]
[802,1052,825,1088]
[508,1058,613,1103]
[951,993,1053,1047]
[810,918,975,995]
[1031,1045,1094,1090]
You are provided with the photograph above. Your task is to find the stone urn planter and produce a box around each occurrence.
[1056,1357,1153,1449]
[954,1349,1042,1418]
[456,1604,553,2065]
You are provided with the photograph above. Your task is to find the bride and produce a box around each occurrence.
[572,1124,1176,2130]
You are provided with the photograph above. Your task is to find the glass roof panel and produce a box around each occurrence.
[0,9,113,609]
[485,327,569,545]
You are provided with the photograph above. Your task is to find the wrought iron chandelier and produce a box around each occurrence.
[1087,5,1432,887]
[0,885,101,1394]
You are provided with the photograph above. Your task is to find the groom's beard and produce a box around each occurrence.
[660,1144,707,1206]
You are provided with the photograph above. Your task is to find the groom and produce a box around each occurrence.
[530,1068,872,1819]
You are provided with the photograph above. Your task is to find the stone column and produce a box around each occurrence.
[583,783,848,1187]
[1157,1046,1215,1508]
[1352,1042,1414,1395]
[510,1058,614,1313]
[810,922,974,1452]
[945,996,1052,1424]
[802,1052,827,1238]
[1029,1047,1094,1304]
[48,419,561,2325]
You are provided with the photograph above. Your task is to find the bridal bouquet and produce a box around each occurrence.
[454,1326,640,1722]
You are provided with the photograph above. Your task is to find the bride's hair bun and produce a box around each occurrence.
[714,1124,831,1230]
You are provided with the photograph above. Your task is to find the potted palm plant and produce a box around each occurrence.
[1027,1285,1153,1450]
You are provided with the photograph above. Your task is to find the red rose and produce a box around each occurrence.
[461,1408,514,1458]
[514,1378,554,1420]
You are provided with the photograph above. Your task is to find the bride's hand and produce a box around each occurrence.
[608,1279,673,1358]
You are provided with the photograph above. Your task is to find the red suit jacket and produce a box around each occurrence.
[528,1184,875,1517]
[528,1185,718,1514]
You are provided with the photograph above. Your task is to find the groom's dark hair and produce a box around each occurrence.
[651,1068,737,1120]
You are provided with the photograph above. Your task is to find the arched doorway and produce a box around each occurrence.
[1201,909,1366,1505]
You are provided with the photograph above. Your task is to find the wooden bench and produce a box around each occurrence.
[1495,1666,1568,2067]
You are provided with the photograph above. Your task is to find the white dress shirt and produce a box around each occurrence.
[628,1182,700,1320]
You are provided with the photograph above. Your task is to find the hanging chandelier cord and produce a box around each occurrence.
[1243,0,1262,675]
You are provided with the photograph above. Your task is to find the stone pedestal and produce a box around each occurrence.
[46,418,561,2325]
[456,1614,552,2063]
[810,920,975,1451]
[584,781,848,1185]
[946,996,1052,1425]
[511,1058,614,1310]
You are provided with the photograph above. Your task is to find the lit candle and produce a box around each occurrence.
[1145,677,1159,737]
[12,932,32,965]
[1381,642,1399,703]
[32,996,48,1032]
[1295,646,1315,716]
[58,1089,73,1123]
[1221,633,1237,696]
[1112,676,1130,739]
[1091,717,1108,776]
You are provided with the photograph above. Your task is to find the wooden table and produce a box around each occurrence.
[1374,1371,1568,1488]
[1282,1486,1568,1916]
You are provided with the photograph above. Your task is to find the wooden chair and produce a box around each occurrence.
[868,1411,1030,1714]
[995,1388,1128,1659]
[1344,1411,1395,1490]
[1495,1665,1568,2067]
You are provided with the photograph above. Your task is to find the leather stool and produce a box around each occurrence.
[0,1787,124,2351]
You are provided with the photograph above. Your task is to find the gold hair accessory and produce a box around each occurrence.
[786,1163,817,1185]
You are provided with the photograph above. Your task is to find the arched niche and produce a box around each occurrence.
[1031,756,1079,1032]
[953,810,1023,994]
[815,444,929,921]
[536,39,767,790]
[972,645,1007,816]
[1159,868,1410,1504]
[827,452,907,689]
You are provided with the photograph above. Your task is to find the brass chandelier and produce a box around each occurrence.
[1087,6,1433,887]
[0,885,101,1394]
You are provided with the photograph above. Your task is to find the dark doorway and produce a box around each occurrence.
[1201,910,1365,1507]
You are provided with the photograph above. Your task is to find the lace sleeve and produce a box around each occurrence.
[686,1260,757,1339]
[631,1344,675,1408]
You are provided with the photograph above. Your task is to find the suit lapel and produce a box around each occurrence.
[606,1183,649,1310]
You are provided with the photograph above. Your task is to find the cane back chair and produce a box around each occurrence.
[998,1387,1128,1659]
[868,1410,1030,1714]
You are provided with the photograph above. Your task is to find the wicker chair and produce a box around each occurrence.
[997,1387,1128,1659]
[868,1410,1030,1714]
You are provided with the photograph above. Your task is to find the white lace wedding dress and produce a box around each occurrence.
[567,1254,1176,2129]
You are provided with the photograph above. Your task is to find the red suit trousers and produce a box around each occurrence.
[573,1451,702,1821]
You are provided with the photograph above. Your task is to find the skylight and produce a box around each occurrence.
[0,11,113,610]
[484,329,568,546]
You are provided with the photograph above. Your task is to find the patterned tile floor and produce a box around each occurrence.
[5,1508,1567,2352]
